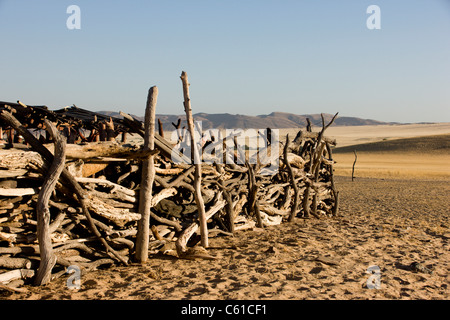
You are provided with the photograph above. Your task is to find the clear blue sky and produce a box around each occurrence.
[1,0,449,123]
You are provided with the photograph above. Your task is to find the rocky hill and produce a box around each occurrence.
[99,111,392,130]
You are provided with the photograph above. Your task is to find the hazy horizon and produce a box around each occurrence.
[1,1,449,123]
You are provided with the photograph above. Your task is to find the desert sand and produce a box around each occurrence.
[2,176,448,300]
[1,123,449,301]
[280,122,450,147]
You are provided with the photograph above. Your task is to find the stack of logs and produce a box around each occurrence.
[0,75,339,292]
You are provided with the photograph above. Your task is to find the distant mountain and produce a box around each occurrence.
[333,134,450,154]
[99,111,393,130]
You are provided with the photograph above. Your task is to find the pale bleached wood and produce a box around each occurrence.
[0,169,28,178]
[0,269,35,285]
[180,71,209,248]
[45,141,159,160]
[135,86,158,263]
[35,120,66,286]
[0,188,37,196]
[246,162,263,228]
[151,187,177,207]
[0,257,32,269]
[283,134,299,222]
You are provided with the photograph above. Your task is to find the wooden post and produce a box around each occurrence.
[283,135,299,222]
[135,86,158,263]
[352,150,357,182]
[105,117,116,141]
[35,120,66,285]
[7,128,14,145]
[121,131,127,143]
[158,118,164,138]
[247,162,263,228]
[325,141,340,216]
[180,71,209,248]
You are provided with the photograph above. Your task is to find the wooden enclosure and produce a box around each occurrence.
[0,72,339,290]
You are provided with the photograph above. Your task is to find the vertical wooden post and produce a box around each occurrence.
[180,71,209,248]
[106,117,116,141]
[247,162,264,228]
[135,86,158,263]
[325,142,340,216]
[7,128,14,145]
[35,120,66,285]
[352,150,357,182]
[158,118,164,138]
[215,163,235,233]
[121,131,127,143]
[283,135,299,222]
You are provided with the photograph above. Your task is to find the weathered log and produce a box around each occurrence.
[181,71,209,248]
[0,246,39,255]
[0,269,35,285]
[0,257,32,269]
[0,169,28,178]
[151,188,177,207]
[0,188,38,197]
[283,135,300,222]
[46,141,159,160]
[246,162,263,228]
[35,120,66,286]
[135,86,158,263]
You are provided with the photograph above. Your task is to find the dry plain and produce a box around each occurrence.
[1,123,449,300]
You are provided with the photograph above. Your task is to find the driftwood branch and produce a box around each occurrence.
[35,120,66,285]
[181,71,209,248]
[135,86,158,263]
[283,135,300,222]
[352,150,357,182]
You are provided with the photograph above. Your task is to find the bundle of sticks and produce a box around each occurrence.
[0,73,339,290]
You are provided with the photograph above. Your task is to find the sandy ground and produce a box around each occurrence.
[1,175,448,300]
[333,153,450,180]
